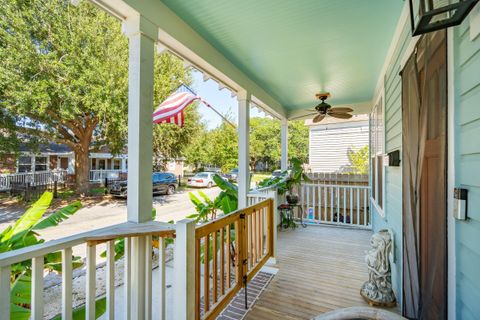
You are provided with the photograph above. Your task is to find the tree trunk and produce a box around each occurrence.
[74,145,90,195]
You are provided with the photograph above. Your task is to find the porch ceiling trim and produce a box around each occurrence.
[99,0,287,119]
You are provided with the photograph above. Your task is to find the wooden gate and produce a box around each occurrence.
[194,199,274,320]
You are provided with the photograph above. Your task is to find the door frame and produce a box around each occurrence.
[446,27,456,320]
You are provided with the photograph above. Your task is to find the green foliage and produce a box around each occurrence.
[0,192,82,318]
[51,297,107,320]
[0,0,195,191]
[258,157,311,195]
[250,117,280,170]
[347,145,369,174]
[288,120,310,164]
[187,174,238,223]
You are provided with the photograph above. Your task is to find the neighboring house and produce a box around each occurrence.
[1,143,185,179]
[306,115,369,173]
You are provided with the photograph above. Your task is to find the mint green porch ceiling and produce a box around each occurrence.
[161,0,403,114]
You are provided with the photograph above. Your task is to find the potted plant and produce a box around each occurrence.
[257,158,311,204]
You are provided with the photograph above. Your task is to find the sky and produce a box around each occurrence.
[189,70,269,130]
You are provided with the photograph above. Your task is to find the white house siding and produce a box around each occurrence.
[309,121,369,173]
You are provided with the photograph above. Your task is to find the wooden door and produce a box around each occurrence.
[402,30,447,319]
[419,31,447,320]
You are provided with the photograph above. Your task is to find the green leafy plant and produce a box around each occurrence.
[257,158,311,195]
[0,192,82,319]
[187,174,238,223]
[347,145,369,174]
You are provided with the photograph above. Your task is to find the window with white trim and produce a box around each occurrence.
[370,96,384,212]
[18,156,32,173]
[34,156,48,172]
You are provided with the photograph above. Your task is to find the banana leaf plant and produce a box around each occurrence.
[257,157,311,195]
[187,174,238,263]
[0,192,83,319]
[187,174,238,223]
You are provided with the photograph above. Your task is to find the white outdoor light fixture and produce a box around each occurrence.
[409,0,479,36]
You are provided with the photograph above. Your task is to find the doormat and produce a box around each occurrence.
[216,271,275,320]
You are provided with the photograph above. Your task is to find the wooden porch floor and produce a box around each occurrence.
[245,225,374,320]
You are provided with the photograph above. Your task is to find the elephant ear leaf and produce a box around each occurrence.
[3,192,53,241]
[221,196,237,214]
[32,201,82,230]
[10,273,32,320]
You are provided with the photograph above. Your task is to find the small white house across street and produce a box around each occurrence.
[307,115,369,173]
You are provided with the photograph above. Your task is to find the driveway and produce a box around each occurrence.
[0,187,222,242]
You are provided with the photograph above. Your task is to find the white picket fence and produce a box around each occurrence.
[0,170,67,191]
[89,169,124,182]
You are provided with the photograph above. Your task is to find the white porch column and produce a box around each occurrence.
[124,15,156,224]
[238,91,251,209]
[280,118,288,170]
[173,219,196,320]
[123,14,157,320]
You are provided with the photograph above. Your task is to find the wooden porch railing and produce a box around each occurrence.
[194,198,274,320]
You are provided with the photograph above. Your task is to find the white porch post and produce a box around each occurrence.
[124,14,156,223]
[173,219,196,320]
[238,91,251,209]
[123,14,157,320]
[280,118,288,170]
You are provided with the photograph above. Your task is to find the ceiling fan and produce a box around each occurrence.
[307,93,353,123]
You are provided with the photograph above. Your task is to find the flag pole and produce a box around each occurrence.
[178,83,236,129]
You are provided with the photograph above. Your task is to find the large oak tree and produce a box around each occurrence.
[0,0,194,192]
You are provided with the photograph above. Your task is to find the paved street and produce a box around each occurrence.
[0,187,221,242]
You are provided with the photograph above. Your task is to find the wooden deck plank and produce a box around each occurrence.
[245,225,374,320]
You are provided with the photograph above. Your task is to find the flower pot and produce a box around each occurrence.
[286,194,299,205]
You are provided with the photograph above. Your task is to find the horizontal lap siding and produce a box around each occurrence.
[372,21,411,307]
[454,19,480,319]
[309,123,369,172]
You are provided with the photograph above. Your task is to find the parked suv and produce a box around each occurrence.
[109,172,178,197]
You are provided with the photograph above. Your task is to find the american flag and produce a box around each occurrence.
[152,85,199,127]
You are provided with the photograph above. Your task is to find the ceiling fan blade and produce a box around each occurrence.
[329,107,353,113]
[313,114,326,123]
[329,112,353,119]
[289,112,318,120]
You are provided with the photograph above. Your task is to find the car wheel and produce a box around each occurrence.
[167,185,175,195]
[207,182,212,188]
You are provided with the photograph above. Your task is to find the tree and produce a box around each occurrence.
[288,120,309,164]
[183,126,211,171]
[0,1,195,192]
[0,0,128,193]
[209,121,238,172]
[250,117,280,170]
[347,145,369,174]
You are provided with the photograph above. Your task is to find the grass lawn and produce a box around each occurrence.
[251,173,271,185]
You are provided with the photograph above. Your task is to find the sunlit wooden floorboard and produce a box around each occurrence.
[245,224,374,320]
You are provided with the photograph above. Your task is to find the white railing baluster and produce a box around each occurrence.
[294,182,370,229]
[0,266,10,320]
[145,235,152,320]
[159,237,166,320]
[86,244,96,320]
[357,188,361,225]
[106,241,115,320]
[62,248,73,320]
[31,256,44,320]
[306,184,310,220]
[350,187,354,225]
[364,188,368,226]
[124,237,132,320]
